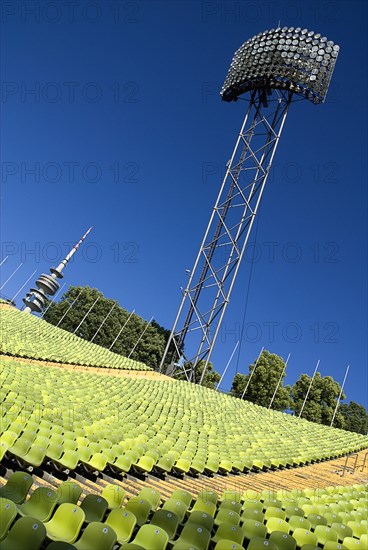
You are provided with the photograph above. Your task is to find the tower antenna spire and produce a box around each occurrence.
[23,227,92,314]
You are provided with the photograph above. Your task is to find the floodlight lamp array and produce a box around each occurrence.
[221,26,339,104]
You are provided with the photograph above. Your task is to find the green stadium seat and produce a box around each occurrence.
[155,455,175,474]
[241,508,264,522]
[214,509,241,526]
[124,524,169,550]
[288,516,312,532]
[18,487,58,522]
[53,451,80,472]
[341,538,363,549]
[292,528,318,548]
[331,523,353,542]
[172,523,211,550]
[137,488,161,510]
[104,509,136,544]
[325,513,343,527]
[242,519,267,541]
[150,509,180,540]
[162,498,188,523]
[0,516,46,550]
[314,525,339,545]
[269,531,297,550]
[80,494,108,523]
[219,500,242,514]
[101,484,125,509]
[0,498,17,541]
[170,490,193,508]
[247,536,279,550]
[56,482,83,505]
[110,454,133,474]
[242,500,264,513]
[124,498,151,526]
[187,511,214,532]
[285,506,304,519]
[323,543,348,550]
[191,499,217,517]
[197,490,218,504]
[44,503,85,543]
[73,522,116,550]
[213,541,243,550]
[347,521,367,538]
[266,517,290,534]
[212,523,244,546]
[0,471,33,504]
[307,514,328,529]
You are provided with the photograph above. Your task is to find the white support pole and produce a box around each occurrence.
[73,296,100,334]
[0,256,8,267]
[108,309,135,350]
[330,365,350,427]
[217,341,239,391]
[241,346,265,399]
[56,291,82,327]
[41,282,66,318]
[269,352,291,410]
[11,270,37,302]
[299,359,320,418]
[128,316,153,358]
[90,303,116,343]
[0,262,23,291]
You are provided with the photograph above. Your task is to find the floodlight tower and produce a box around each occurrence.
[160,26,339,382]
[23,227,92,314]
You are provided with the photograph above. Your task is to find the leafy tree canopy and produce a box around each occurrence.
[231,350,292,411]
[291,372,345,428]
[44,286,167,370]
[339,401,368,435]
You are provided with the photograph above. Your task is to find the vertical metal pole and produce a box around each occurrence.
[90,303,116,343]
[216,341,239,391]
[73,296,100,334]
[158,101,255,373]
[11,270,37,302]
[56,291,82,327]
[330,365,350,427]
[299,359,320,418]
[41,282,66,318]
[0,262,23,291]
[108,309,135,350]
[241,346,264,399]
[198,95,292,385]
[128,316,153,358]
[269,353,291,409]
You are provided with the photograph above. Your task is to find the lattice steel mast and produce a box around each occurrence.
[160,26,339,382]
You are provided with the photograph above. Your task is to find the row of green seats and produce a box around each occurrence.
[1,471,366,549]
[0,307,150,370]
[1,358,367,479]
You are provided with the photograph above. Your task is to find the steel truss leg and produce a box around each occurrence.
[160,89,293,382]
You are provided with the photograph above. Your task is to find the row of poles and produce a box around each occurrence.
[216,342,349,427]
[0,256,153,358]
[0,257,350,425]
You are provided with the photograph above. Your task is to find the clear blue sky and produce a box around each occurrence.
[1,0,367,406]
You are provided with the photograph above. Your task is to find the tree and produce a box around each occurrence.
[43,286,167,370]
[290,372,345,428]
[339,401,368,435]
[176,360,221,389]
[231,350,292,411]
